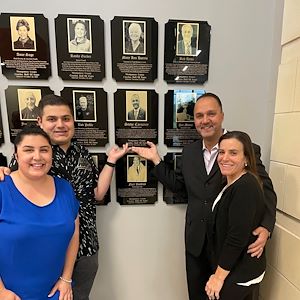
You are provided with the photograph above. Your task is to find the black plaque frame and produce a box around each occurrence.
[91,153,111,205]
[111,16,158,82]
[61,87,108,147]
[115,154,157,205]
[5,85,54,142]
[0,13,51,79]
[114,89,158,147]
[163,153,187,204]
[164,19,211,84]
[55,14,105,81]
[164,89,205,147]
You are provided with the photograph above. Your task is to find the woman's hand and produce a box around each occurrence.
[205,274,224,300]
[107,143,129,163]
[48,279,72,300]
[0,288,21,300]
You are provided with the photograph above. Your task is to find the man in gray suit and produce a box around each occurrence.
[177,23,197,56]
[127,93,146,121]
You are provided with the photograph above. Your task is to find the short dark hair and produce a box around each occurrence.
[14,125,51,153]
[37,94,73,117]
[219,131,261,185]
[197,92,223,112]
[16,19,30,31]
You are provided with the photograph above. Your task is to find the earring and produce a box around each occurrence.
[245,162,248,167]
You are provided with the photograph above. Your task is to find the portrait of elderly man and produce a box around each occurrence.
[127,156,147,182]
[75,94,96,122]
[127,93,146,121]
[68,19,92,53]
[12,18,35,50]
[19,90,40,120]
[176,23,198,56]
[124,21,145,55]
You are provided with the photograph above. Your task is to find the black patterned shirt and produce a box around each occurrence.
[10,140,99,258]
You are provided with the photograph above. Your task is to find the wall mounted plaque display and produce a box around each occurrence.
[5,85,54,142]
[164,89,205,147]
[55,15,105,81]
[114,89,158,147]
[0,106,4,145]
[0,13,51,79]
[164,20,211,84]
[91,153,111,205]
[111,16,158,82]
[163,153,187,204]
[61,87,108,147]
[115,154,157,205]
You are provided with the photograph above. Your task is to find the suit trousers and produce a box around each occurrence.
[72,251,99,300]
[185,238,212,300]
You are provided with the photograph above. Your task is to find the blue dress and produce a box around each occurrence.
[0,175,79,300]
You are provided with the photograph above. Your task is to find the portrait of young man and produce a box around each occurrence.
[176,22,199,56]
[123,20,146,55]
[67,18,92,54]
[18,89,41,121]
[10,16,36,51]
[73,90,96,122]
[126,91,147,122]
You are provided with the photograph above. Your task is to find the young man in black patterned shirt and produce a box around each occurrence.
[2,95,129,300]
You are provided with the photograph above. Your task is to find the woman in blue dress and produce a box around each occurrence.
[0,125,79,300]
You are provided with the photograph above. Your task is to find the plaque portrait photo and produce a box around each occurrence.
[67,18,92,54]
[176,22,199,56]
[175,92,196,122]
[17,89,41,121]
[127,155,147,183]
[73,90,97,122]
[126,90,147,122]
[10,16,36,51]
[123,20,146,55]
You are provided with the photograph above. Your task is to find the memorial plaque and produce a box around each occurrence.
[111,16,158,82]
[5,85,54,142]
[163,153,187,204]
[91,153,111,205]
[0,13,51,79]
[61,87,108,147]
[116,154,157,205]
[164,89,205,147]
[164,20,211,84]
[55,15,105,81]
[0,106,4,145]
[114,89,158,147]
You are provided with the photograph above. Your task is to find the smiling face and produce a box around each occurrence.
[37,104,74,151]
[79,96,88,110]
[131,95,140,109]
[194,96,224,145]
[129,23,142,42]
[24,92,36,110]
[74,22,86,39]
[218,138,247,183]
[15,134,52,180]
[18,25,29,40]
[181,24,193,43]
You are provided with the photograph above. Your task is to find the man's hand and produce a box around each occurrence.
[247,226,270,258]
[131,141,161,165]
[0,167,11,181]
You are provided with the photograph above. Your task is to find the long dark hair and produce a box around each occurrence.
[219,131,262,185]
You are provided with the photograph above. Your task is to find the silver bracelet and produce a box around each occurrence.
[59,276,72,283]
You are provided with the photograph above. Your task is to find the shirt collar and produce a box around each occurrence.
[202,128,228,151]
